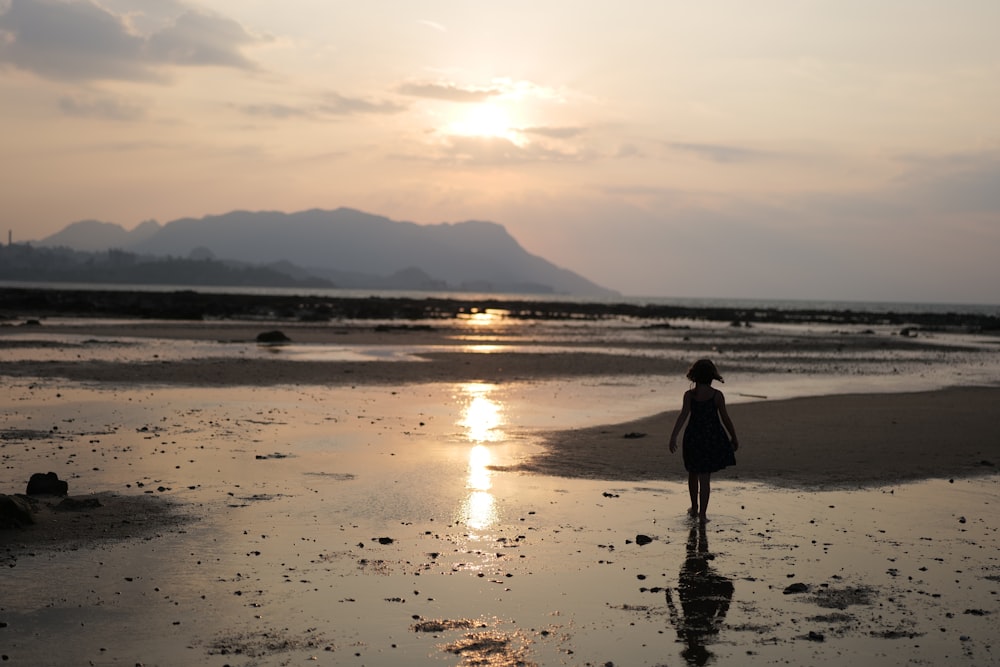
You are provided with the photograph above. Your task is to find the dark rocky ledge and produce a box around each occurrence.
[0,286,997,331]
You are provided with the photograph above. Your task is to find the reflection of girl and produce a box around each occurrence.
[666,525,734,666]
[669,359,739,524]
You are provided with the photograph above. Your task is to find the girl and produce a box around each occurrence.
[669,359,739,524]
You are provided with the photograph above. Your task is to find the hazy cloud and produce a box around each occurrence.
[521,125,586,139]
[319,92,407,116]
[236,102,311,120]
[425,134,586,166]
[146,9,257,69]
[599,184,681,197]
[668,142,777,164]
[0,0,259,82]
[397,81,500,103]
[236,92,407,120]
[615,143,642,158]
[58,92,146,120]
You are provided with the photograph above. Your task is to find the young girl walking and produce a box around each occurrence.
[669,359,739,524]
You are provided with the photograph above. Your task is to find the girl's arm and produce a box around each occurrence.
[715,391,739,450]
[668,391,692,453]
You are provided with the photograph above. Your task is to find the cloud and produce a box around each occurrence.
[58,92,146,120]
[236,102,311,120]
[146,9,257,69]
[319,91,407,115]
[235,92,407,120]
[413,134,588,166]
[0,0,260,82]
[521,125,586,140]
[668,141,778,164]
[397,81,500,103]
[615,143,642,158]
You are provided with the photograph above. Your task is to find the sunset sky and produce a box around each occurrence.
[2,0,998,303]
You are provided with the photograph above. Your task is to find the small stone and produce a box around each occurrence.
[256,330,291,344]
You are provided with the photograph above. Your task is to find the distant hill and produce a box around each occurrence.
[40,219,162,252]
[0,245,333,289]
[34,208,618,297]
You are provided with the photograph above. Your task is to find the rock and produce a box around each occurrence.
[26,471,68,496]
[0,494,35,528]
[635,534,653,546]
[256,330,291,344]
[783,582,810,594]
[55,497,103,511]
[622,432,646,439]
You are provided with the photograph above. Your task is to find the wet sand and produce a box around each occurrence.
[1,316,998,666]
[514,387,1000,487]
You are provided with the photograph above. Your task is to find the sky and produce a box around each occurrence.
[1,0,999,304]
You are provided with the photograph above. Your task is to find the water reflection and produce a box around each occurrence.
[458,382,505,443]
[666,525,734,666]
[456,308,510,326]
[457,383,505,530]
[461,444,497,531]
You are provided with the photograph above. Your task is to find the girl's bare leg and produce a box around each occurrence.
[687,472,699,516]
[698,473,711,523]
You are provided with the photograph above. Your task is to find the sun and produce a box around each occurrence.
[446,102,522,144]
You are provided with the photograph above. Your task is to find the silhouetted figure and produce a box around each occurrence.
[668,359,739,524]
[666,524,734,666]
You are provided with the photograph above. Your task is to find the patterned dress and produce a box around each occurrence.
[682,390,736,474]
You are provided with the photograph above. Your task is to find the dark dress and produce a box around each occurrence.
[682,390,736,474]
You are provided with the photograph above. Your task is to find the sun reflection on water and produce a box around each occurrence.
[458,382,505,443]
[468,444,492,491]
[457,383,505,531]
[456,308,510,326]
[462,443,497,531]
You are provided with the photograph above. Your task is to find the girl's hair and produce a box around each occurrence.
[686,359,723,384]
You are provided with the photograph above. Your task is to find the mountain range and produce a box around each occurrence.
[33,208,618,297]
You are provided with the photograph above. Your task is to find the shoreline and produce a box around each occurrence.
[511,385,1000,488]
[3,284,998,330]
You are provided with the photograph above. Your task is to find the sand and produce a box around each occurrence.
[515,387,1000,487]
[1,315,998,666]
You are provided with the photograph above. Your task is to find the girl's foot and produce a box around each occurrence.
[688,507,699,518]
[699,514,709,525]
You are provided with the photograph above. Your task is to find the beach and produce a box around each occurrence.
[1,302,999,666]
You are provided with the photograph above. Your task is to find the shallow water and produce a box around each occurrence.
[1,378,997,666]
